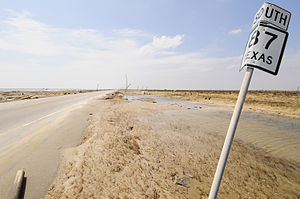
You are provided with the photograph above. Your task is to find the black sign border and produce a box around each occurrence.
[242,23,288,76]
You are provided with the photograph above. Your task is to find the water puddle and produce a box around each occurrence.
[126,94,300,164]
[190,108,299,163]
[125,95,206,109]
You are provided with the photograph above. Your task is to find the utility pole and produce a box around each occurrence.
[125,74,131,90]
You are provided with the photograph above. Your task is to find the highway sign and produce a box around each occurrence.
[241,23,288,75]
[252,2,291,31]
[209,2,291,199]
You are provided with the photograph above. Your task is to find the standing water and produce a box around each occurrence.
[126,94,300,164]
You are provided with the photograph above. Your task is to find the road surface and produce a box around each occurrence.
[0,90,112,199]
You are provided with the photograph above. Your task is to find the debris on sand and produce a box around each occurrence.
[175,176,192,188]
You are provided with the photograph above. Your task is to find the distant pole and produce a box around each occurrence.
[125,74,131,90]
[125,74,128,90]
[208,67,254,199]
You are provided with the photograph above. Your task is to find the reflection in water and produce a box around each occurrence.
[127,95,300,163]
[125,95,206,109]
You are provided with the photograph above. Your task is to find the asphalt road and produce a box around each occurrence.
[0,90,112,199]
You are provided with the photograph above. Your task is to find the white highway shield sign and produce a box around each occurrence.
[241,23,288,75]
[252,2,291,31]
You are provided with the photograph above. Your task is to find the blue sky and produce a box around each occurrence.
[0,0,299,90]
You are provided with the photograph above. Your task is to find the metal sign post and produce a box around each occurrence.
[208,67,253,199]
[208,2,291,199]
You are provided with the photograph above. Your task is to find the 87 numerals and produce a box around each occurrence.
[248,30,278,50]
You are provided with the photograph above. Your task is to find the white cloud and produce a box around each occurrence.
[140,35,184,54]
[228,28,242,35]
[152,35,184,49]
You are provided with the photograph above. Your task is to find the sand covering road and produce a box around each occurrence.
[45,96,300,198]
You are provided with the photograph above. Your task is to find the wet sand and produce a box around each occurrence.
[45,94,300,199]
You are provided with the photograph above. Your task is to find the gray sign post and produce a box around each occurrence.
[208,2,291,199]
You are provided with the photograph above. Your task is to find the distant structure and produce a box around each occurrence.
[125,74,131,90]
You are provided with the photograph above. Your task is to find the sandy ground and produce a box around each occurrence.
[45,94,300,199]
[0,90,97,103]
[131,90,300,120]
